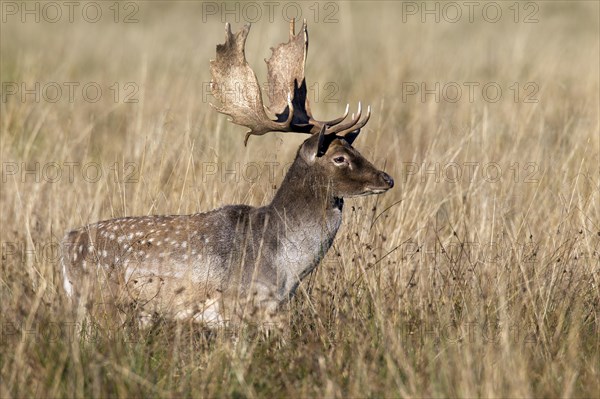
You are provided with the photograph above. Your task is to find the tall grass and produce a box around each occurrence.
[1,2,598,397]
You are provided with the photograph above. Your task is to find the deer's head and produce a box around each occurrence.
[210,20,393,199]
[295,130,393,198]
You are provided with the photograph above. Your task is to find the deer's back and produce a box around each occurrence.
[61,205,256,319]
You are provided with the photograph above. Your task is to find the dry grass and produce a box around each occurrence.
[1,2,599,398]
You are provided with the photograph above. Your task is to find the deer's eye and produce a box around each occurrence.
[333,156,347,165]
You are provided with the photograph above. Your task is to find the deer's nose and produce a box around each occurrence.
[381,172,394,188]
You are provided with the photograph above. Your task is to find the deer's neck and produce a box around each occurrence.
[267,156,343,289]
[271,158,342,217]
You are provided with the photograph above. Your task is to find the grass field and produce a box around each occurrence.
[1,1,599,397]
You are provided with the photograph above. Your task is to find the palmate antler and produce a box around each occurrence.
[210,19,371,145]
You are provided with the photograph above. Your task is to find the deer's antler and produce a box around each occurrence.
[210,20,370,145]
[210,23,294,144]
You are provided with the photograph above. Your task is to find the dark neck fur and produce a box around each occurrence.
[269,154,342,219]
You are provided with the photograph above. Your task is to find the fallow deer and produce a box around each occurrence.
[61,20,394,326]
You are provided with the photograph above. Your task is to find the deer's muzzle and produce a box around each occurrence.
[380,172,394,189]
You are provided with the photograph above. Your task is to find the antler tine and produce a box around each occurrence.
[326,102,363,135]
[336,105,371,137]
[290,17,296,38]
[310,104,350,129]
[243,92,295,146]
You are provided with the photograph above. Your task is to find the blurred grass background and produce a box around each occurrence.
[1,1,599,397]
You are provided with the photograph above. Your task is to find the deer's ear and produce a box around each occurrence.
[342,129,361,145]
[300,125,327,162]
